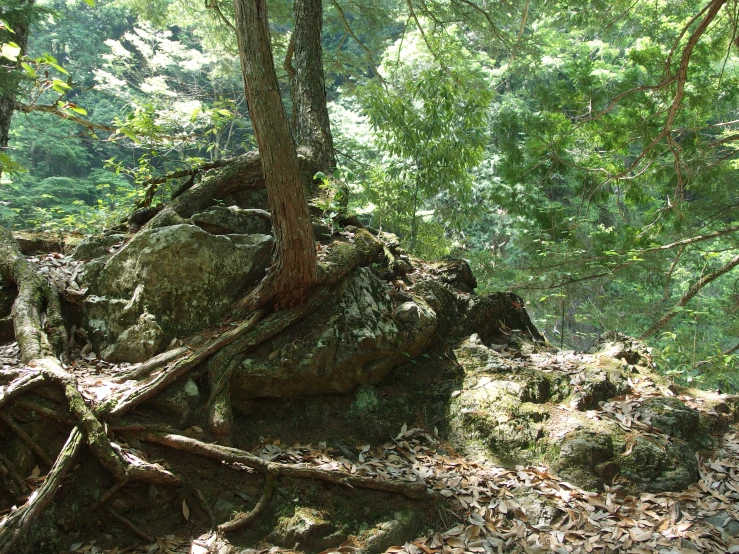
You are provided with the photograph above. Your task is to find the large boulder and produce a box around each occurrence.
[82,224,273,359]
[229,267,437,398]
[448,334,709,494]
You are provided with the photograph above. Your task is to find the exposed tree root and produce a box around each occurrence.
[0,452,29,498]
[0,226,67,363]
[105,507,154,542]
[0,411,54,468]
[0,371,46,412]
[103,309,265,418]
[113,346,190,384]
[0,428,83,554]
[137,432,433,501]
[219,476,275,533]
[0,224,444,550]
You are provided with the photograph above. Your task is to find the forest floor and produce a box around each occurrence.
[3,330,739,554]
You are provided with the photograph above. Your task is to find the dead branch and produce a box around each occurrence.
[138,432,432,501]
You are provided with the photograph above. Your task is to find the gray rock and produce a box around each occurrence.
[82,224,273,359]
[101,312,163,363]
[364,511,420,554]
[704,512,739,539]
[150,375,202,424]
[71,234,125,261]
[448,334,707,494]
[229,267,437,398]
[267,508,333,548]
[213,498,236,520]
[191,206,272,235]
[635,397,699,441]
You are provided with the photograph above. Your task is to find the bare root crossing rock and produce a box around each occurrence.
[228,267,437,398]
[82,224,273,359]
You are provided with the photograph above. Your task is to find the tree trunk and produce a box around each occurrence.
[233,0,317,309]
[293,0,336,171]
[0,0,34,179]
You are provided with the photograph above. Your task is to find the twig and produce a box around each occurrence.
[194,488,215,529]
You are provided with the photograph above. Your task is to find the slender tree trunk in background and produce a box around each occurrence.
[0,0,34,180]
[293,0,336,171]
[233,0,317,309]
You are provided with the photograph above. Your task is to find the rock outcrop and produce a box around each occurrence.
[81,224,273,360]
[447,334,713,493]
[229,267,437,398]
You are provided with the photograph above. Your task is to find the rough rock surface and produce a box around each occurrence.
[100,312,163,363]
[82,224,273,359]
[229,267,437,398]
[267,507,339,550]
[70,233,125,261]
[448,334,708,493]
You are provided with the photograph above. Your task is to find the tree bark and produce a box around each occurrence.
[233,0,317,309]
[293,0,336,171]
[0,0,34,179]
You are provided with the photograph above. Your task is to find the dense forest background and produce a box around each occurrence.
[3,0,739,391]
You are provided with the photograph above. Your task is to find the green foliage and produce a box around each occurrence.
[356,30,492,255]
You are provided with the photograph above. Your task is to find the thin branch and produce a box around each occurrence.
[329,0,386,85]
[15,103,197,143]
[663,245,686,300]
[205,0,236,32]
[405,0,444,68]
[641,251,739,339]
